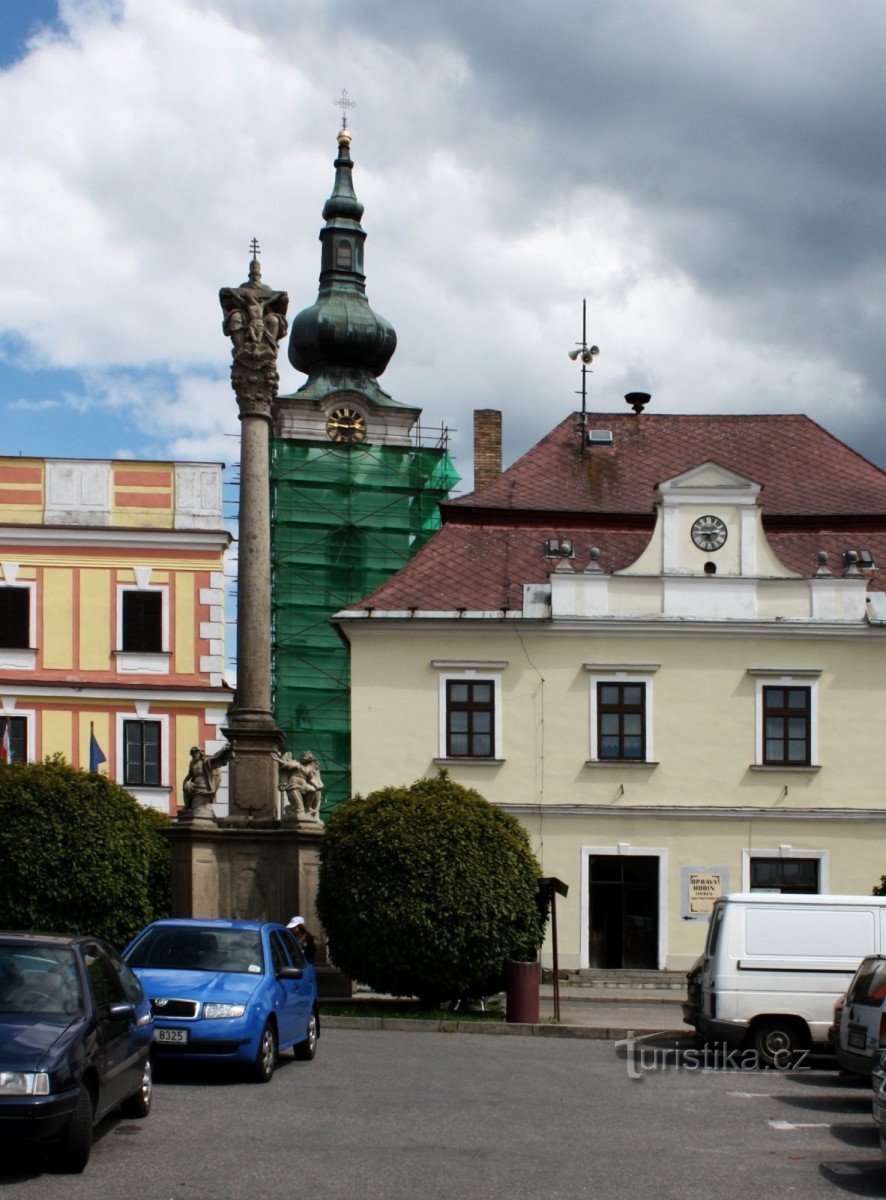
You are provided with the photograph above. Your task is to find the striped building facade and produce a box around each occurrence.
[0,457,233,813]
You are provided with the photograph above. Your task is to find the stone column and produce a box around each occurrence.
[219,253,289,821]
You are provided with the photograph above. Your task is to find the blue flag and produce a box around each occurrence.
[89,725,107,772]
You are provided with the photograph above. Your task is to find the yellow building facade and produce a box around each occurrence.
[336,413,886,971]
[0,457,233,813]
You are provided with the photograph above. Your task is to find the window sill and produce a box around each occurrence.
[115,651,170,675]
[434,757,504,767]
[0,648,36,670]
[749,764,821,773]
[585,760,659,769]
[124,785,172,812]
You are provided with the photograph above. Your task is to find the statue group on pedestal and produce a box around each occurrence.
[179,742,324,823]
[181,743,235,819]
[273,750,324,821]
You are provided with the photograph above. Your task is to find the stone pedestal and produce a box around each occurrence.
[165,820,324,935]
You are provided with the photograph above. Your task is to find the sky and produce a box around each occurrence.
[2,0,886,491]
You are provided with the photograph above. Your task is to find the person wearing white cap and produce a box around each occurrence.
[286,916,316,964]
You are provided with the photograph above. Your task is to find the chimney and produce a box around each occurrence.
[474,409,502,491]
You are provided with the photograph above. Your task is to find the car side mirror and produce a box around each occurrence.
[106,1000,136,1022]
[278,965,303,981]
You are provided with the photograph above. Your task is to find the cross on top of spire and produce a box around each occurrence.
[334,88,355,130]
[250,237,261,259]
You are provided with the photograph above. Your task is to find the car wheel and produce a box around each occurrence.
[752,1019,801,1068]
[119,1056,152,1119]
[55,1085,93,1174]
[294,1009,319,1062]
[250,1021,277,1082]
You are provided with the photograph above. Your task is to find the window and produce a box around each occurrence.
[270,932,289,976]
[749,670,820,769]
[434,662,506,763]
[123,720,161,786]
[0,715,27,763]
[585,665,658,765]
[0,588,29,649]
[282,929,306,968]
[762,686,810,766]
[335,239,352,269]
[749,857,819,894]
[83,944,126,1010]
[446,680,494,758]
[597,683,645,760]
[121,591,163,653]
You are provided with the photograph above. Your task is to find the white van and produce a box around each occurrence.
[684,893,886,1065]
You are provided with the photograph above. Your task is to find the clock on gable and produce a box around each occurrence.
[691,514,728,552]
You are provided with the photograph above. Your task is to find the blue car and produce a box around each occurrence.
[123,918,319,1081]
[0,931,153,1173]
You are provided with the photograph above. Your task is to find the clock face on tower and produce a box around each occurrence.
[326,406,367,443]
[691,514,728,552]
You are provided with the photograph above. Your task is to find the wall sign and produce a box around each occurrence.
[681,866,729,920]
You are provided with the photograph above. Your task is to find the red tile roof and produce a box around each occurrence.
[449,413,886,516]
[352,412,886,612]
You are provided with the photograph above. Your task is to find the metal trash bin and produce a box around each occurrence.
[505,959,540,1024]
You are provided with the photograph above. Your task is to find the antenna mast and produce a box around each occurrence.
[568,299,600,451]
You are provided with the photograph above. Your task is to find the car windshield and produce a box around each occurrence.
[124,927,265,974]
[0,944,84,1016]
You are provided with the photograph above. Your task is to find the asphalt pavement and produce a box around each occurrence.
[0,1029,880,1200]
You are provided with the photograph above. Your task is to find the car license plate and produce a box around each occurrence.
[154,1027,189,1044]
[848,1026,867,1050]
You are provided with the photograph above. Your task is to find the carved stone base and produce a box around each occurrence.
[164,821,326,945]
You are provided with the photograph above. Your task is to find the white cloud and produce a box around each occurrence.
[0,0,885,486]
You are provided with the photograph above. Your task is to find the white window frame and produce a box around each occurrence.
[741,846,828,894]
[115,582,170,674]
[0,578,37,670]
[116,709,170,808]
[0,704,35,762]
[585,664,659,764]
[580,843,669,970]
[748,669,821,769]
[432,660,507,763]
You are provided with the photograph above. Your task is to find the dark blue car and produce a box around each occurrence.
[0,931,153,1173]
[123,918,319,1081]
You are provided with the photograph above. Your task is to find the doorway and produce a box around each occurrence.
[588,855,659,969]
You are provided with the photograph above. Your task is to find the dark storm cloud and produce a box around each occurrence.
[325,0,886,460]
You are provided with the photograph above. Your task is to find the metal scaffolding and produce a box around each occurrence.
[270,434,459,813]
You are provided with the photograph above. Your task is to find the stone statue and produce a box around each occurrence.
[219,252,289,406]
[273,749,325,820]
[181,743,234,818]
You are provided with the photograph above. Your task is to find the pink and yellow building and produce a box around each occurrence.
[0,457,233,813]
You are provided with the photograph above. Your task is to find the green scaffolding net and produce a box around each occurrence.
[270,438,460,815]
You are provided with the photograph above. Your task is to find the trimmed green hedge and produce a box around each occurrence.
[317,772,544,1001]
[0,758,171,948]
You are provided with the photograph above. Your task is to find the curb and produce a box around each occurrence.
[321,1015,687,1040]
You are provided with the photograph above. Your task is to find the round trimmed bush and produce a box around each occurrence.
[0,757,171,947]
[316,772,544,1001]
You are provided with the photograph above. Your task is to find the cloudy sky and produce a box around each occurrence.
[2,0,886,490]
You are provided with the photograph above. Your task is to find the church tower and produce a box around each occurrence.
[271,123,458,812]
